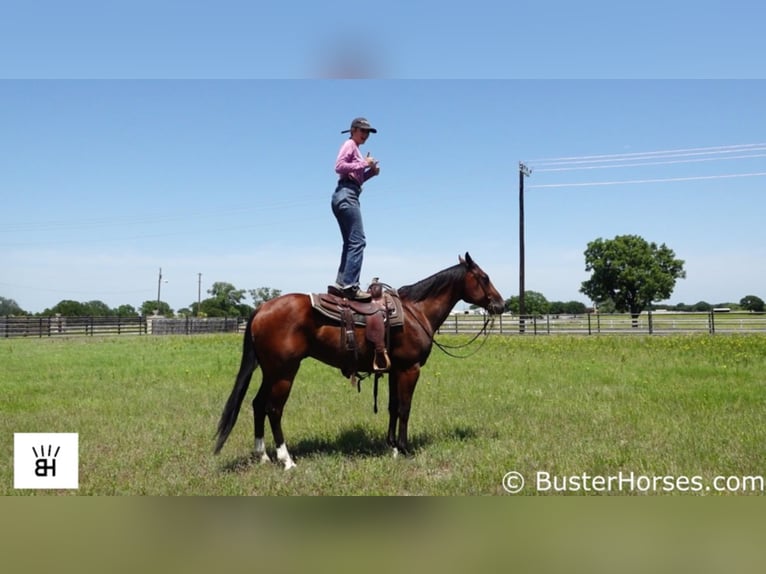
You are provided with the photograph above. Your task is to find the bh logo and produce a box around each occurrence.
[33,444,60,477]
[14,433,79,489]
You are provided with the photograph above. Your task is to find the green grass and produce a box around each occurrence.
[1,333,765,495]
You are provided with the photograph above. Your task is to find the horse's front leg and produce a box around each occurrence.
[390,365,421,457]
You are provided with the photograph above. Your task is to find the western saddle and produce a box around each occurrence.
[310,278,403,383]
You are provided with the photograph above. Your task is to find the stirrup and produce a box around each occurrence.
[373,350,391,373]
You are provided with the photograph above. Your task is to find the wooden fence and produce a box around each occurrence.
[437,311,766,336]
[1,316,243,338]
[3,311,765,339]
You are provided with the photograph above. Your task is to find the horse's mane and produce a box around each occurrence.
[398,263,465,303]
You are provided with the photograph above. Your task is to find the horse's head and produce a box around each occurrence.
[459,252,505,315]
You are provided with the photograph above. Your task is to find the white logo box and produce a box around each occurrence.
[14,433,79,490]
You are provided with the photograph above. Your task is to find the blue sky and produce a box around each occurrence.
[2,80,764,313]
[1,3,765,314]
[2,1,765,79]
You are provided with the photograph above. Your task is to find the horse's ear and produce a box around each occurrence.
[464,252,475,268]
[458,254,466,266]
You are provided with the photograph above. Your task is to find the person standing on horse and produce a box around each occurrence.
[330,117,380,302]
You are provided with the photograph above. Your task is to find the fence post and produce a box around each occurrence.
[709,310,715,334]
[648,307,653,335]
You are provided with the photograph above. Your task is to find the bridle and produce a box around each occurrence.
[467,265,497,313]
[404,264,498,359]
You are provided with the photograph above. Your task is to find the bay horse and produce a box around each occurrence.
[214,252,504,469]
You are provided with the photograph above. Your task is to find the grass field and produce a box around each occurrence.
[2,333,765,495]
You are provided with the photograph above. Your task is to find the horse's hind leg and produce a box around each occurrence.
[269,379,298,469]
[252,383,271,463]
[256,363,299,469]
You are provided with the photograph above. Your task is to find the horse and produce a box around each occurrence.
[214,252,505,469]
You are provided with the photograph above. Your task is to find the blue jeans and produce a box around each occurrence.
[331,184,366,288]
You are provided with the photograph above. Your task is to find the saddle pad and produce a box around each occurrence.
[310,291,404,328]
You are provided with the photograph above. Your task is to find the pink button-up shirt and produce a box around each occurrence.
[335,139,372,187]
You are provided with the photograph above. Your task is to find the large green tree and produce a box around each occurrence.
[0,296,27,316]
[115,304,139,317]
[505,291,550,316]
[580,235,685,326]
[249,287,282,308]
[43,300,89,316]
[548,300,588,315]
[198,282,251,317]
[740,295,764,312]
[140,300,173,317]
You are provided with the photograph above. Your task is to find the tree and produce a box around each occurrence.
[740,295,765,312]
[580,235,685,327]
[0,297,21,315]
[209,282,245,306]
[115,304,139,317]
[84,300,113,316]
[198,282,252,317]
[0,296,27,316]
[595,298,617,314]
[249,287,282,308]
[140,300,173,317]
[549,300,588,315]
[505,291,550,316]
[43,300,89,316]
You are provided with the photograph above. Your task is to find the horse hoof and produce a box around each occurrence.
[398,445,413,458]
[254,452,271,464]
[276,443,296,469]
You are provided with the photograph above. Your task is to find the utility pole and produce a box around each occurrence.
[519,162,532,333]
[156,267,163,315]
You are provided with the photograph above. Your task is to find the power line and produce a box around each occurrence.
[528,143,766,165]
[535,153,766,173]
[525,142,766,188]
[534,153,766,173]
[528,172,766,189]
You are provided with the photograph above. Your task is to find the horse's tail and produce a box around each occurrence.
[214,310,259,454]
